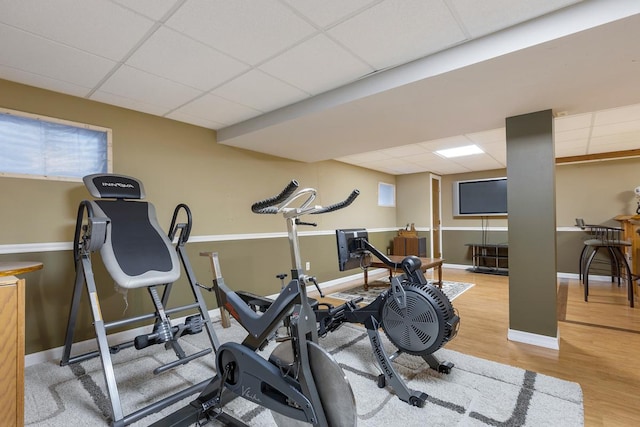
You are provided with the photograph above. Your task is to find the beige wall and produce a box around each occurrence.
[0,79,398,244]
[0,79,399,354]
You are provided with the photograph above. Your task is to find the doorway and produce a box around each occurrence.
[430,174,442,258]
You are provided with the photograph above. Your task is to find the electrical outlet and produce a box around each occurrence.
[305,261,311,271]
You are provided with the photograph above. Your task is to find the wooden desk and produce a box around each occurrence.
[364,256,443,290]
[0,261,42,427]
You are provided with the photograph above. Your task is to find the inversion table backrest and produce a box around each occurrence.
[83,174,180,289]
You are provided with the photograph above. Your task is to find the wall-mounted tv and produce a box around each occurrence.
[452,177,508,217]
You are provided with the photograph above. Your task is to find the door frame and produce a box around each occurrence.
[430,174,442,258]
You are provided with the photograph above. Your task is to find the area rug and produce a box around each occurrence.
[24,319,583,426]
[328,280,475,305]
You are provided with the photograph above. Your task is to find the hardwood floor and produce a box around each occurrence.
[314,268,640,427]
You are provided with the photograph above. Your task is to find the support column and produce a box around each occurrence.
[506,109,558,349]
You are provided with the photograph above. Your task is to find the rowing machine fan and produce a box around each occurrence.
[380,282,458,355]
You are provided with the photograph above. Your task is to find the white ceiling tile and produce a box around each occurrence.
[450,153,504,170]
[165,0,316,65]
[127,27,249,91]
[555,139,588,157]
[337,151,389,164]
[393,162,432,174]
[555,127,591,142]
[451,0,583,38]
[172,93,261,126]
[589,132,640,147]
[99,65,202,109]
[111,0,179,20]
[362,157,413,173]
[0,24,116,88]
[212,70,309,112]
[90,90,171,116]
[594,103,640,125]
[282,0,378,28]
[0,0,155,61]
[259,34,372,95]
[588,139,640,153]
[378,144,431,158]
[556,138,589,150]
[428,161,473,175]
[165,110,225,130]
[0,65,92,98]
[554,112,592,132]
[591,120,640,137]
[328,0,466,70]
[466,128,505,144]
[417,135,473,151]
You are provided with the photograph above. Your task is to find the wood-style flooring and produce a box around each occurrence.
[312,268,640,427]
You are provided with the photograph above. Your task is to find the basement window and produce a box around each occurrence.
[378,182,396,207]
[0,108,111,182]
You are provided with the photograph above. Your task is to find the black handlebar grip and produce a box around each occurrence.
[251,180,299,214]
[312,189,360,214]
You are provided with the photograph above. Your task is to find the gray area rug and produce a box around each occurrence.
[25,312,583,426]
[328,280,475,305]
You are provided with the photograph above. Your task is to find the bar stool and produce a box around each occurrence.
[577,220,633,307]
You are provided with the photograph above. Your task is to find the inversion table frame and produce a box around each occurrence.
[60,174,219,427]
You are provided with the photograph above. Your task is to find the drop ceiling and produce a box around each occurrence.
[1,0,639,175]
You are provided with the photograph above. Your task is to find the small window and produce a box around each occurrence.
[0,108,112,182]
[378,182,395,207]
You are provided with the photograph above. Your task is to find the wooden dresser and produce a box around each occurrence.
[0,261,42,427]
[0,275,25,427]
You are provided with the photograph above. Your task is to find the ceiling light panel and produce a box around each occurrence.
[435,144,484,158]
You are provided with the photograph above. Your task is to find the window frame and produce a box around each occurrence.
[0,107,112,182]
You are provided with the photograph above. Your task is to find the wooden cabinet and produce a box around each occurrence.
[393,236,427,257]
[0,275,25,427]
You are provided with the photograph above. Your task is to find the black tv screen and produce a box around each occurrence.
[453,177,507,217]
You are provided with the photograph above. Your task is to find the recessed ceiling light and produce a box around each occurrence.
[435,144,484,158]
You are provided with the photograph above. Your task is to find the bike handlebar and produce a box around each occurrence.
[311,189,360,214]
[250,180,359,216]
[251,180,299,214]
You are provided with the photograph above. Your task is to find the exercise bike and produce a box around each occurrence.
[314,228,460,407]
[154,180,359,427]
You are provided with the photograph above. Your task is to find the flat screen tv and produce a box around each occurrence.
[336,228,369,271]
[452,177,508,217]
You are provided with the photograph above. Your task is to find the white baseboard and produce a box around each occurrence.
[508,328,560,350]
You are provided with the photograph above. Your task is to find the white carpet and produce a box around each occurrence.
[25,317,583,426]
